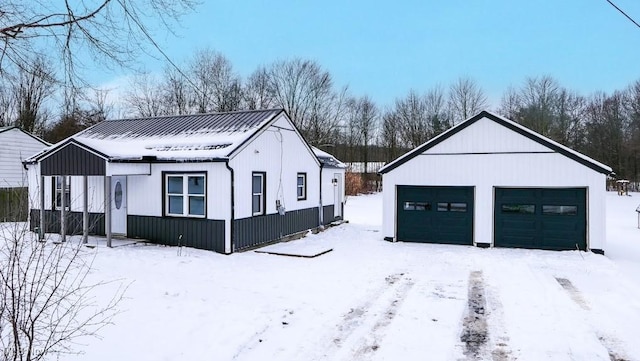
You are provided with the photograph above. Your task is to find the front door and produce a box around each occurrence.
[333,173,343,219]
[111,176,127,235]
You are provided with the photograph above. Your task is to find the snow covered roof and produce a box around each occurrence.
[29,109,284,162]
[379,110,612,175]
[312,146,346,169]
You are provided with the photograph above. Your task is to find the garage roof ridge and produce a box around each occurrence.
[378,110,612,175]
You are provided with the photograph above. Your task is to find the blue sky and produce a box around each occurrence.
[99,0,640,108]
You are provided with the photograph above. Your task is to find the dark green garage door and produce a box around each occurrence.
[494,188,586,251]
[397,186,474,245]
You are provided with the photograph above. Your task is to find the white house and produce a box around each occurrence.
[313,146,346,223]
[0,127,48,221]
[378,110,612,254]
[24,109,345,254]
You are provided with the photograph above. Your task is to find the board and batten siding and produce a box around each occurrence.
[0,128,47,188]
[127,215,225,253]
[382,116,607,250]
[233,207,319,251]
[230,114,320,219]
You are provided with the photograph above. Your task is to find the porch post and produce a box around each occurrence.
[105,175,112,247]
[83,175,89,244]
[39,175,45,240]
[60,176,66,242]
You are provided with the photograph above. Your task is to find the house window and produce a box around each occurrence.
[297,173,307,200]
[165,173,206,218]
[252,172,265,216]
[54,176,71,210]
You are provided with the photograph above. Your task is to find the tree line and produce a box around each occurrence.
[2,49,640,180]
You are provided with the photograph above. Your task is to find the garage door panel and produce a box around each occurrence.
[397,186,473,245]
[495,188,586,251]
[500,219,536,229]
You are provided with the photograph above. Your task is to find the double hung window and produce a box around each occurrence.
[165,173,206,217]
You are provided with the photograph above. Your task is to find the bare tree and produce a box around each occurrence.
[498,86,521,120]
[163,66,190,115]
[12,57,56,133]
[448,77,488,123]
[516,76,560,136]
[0,1,197,88]
[124,72,167,117]
[243,66,275,110]
[0,223,124,361]
[394,90,429,148]
[379,109,403,162]
[189,49,242,113]
[0,78,15,127]
[45,89,112,143]
[266,58,347,145]
[347,96,378,174]
[424,85,452,135]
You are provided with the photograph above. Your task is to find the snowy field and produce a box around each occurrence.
[5,192,640,360]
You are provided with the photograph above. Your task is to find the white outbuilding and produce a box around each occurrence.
[24,109,345,254]
[378,110,612,254]
[0,127,48,220]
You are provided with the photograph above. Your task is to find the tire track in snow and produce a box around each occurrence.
[460,271,489,360]
[555,277,631,361]
[328,272,414,360]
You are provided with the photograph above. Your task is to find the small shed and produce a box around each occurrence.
[379,110,612,254]
[24,109,345,253]
[0,127,48,220]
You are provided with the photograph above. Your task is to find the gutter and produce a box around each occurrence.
[319,162,324,227]
[225,160,235,254]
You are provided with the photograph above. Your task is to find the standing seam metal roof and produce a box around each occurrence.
[78,109,283,140]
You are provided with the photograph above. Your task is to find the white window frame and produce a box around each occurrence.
[297,173,307,200]
[252,172,265,216]
[54,176,71,210]
[164,173,206,218]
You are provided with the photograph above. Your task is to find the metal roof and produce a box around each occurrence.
[79,108,284,140]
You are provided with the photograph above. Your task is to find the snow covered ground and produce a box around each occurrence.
[6,192,640,360]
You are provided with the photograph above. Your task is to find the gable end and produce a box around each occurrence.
[40,141,107,176]
[379,111,611,175]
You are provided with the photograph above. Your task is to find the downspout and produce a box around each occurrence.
[319,162,324,227]
[225,160,235,254]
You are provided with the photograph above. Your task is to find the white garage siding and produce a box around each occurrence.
[381,112,611,252]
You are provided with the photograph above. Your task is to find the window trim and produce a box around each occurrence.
[252,172,266,216]
[53,176,71,211]
[296,172,307,201]
[162,171,207,218]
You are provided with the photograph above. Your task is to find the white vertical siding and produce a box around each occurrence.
[382,116,608,251]
[230,114,320,219]
[321,168,345,207]
[126,162,230,220]
[26,164,41,210]
[0,129,47,188]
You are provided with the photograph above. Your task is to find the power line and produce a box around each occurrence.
[606,0,640,29]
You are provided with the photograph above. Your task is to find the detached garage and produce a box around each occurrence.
[379,110,612,254]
